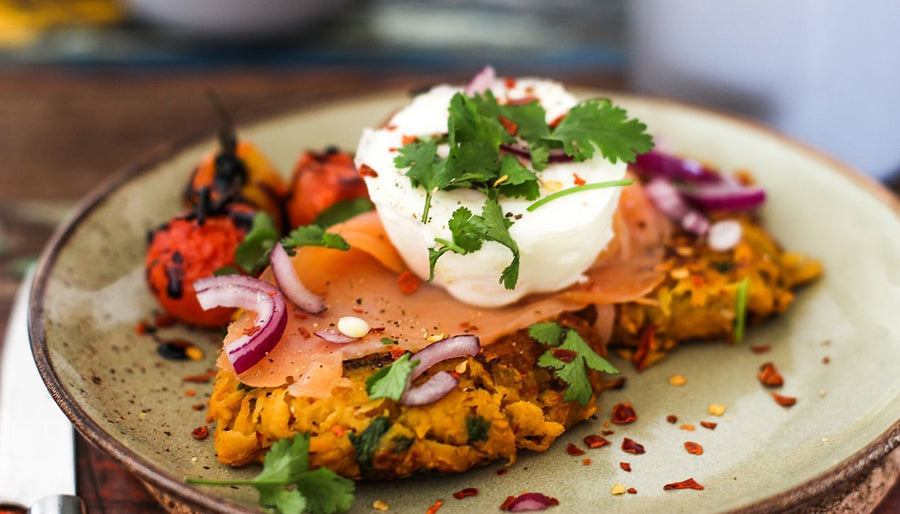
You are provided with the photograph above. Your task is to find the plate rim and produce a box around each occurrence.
[28,88,900,513]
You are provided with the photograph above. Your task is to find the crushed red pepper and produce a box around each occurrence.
[453,488,479,500]
[700,421,718,430]
[572,173,586,186]
[611,402,637,424]
[621,438,645,455]
[552,348,578,363]
[750,344,771,354]
[666,415,678,424]
[584,435,610,449]
[182,374,211,383]
[185,389,196,396]
[566,443,586,456]
[499,496,516,510]
[191,426,208,440]
[425,499,443,514]
[684,442,704,455]
[358,164,379,178]
[822,356,830,364]
[619,462,631,472]
[582,458,591,466]
[757,362,784,387]
[663,478,704,491]
[627,488,637,495]
[602,430,615,436]
[192,404,205,411]
[496,468,508,476]
[772,393,797,407]
[498,115,518,135]
[397,270,420,295]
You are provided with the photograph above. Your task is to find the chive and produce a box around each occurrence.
[526,179,635,212]
[733,277,751,343]
[381,337,397,345]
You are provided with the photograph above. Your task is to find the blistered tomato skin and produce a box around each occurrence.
[286,148,369,228]
[145,211,249,327]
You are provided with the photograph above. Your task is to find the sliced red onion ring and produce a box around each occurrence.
[409,334,480,381]
[632,149,721,183]
[194,275,286,375]
[500,141,571,163]
[399,371,458,406]
[643,178,710,235]
[507,493,558,512]
[465,65,496,96]
[270,242,326,314]
[680,182,767,211]
[314,329,358,344]
[707,219,743,251]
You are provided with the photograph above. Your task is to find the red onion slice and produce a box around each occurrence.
[632,150,721,183]
[399,371,458,406]
[507,493,558,512]
[194,275,286,375]
[500,141,571,163]
[270,242,326,314]
[465,65,496,95]
[680,183,767,211]
[314,329,358,344]
[644,178,710,235]
[409,334,480,381]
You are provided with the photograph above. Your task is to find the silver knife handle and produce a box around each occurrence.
[27,495,85,514]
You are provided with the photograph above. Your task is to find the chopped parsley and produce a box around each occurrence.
[348,417,391,478]
[364,353,417,402]
[529,322,620,406]
[733,277,751,343]
[466,415,491,442]
[187,433,354,514]
[219,212,350,276]
[380,337,398,345]
[394,85,652,290]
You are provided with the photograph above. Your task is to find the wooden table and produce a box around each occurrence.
[0,68,896,513]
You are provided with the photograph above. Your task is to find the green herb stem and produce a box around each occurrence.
[433,237,466,255]
[526,179,635,212]
[733,277,751,343]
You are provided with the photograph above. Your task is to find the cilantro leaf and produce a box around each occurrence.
[544,98,653,164]
[447,207,487,253]
[294,467,355,514]
[531,323,619,406]
[313,198,374,229]
[187,433,354,514]
[480,198,520,290]
[528,322,565,346]
[394,139,446,221]
[282,225,349,253]
[365,353,417,401]
[498,99,552,171]
[234,212,280,275]
[496,154,539,200]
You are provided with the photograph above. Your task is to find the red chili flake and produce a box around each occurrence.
[185,389,196,397]
[621,437,645,455]
[506,96,538,106]
[611,402,638,424]
[453,488,479,500]
[680,424,695,431]
[566,443,586,456]
[192,404,205,411]
[620,462,631,472]
[182,374,210,383]
[425,499,443,514]
[191,426,208,440]
[331,425,346,438]
[584,435,610,449]
[572,173,586,186]
[663,478,704,491]
[549,114,565,128]
[496,468,508,476]
[358,164,379,178]
[389,346,406,360]
[666,415,678,424]
[352,307,364,314]
[397,270,420,295]
[772,393,797,407]
[298,327,311,339]
[602,430,615,436]
[750,343,772,354]
[633,325,655,371]
[700,421,717,430]
[498,115,518,135]
[135,321,149,335]
[371,326,386,333]
[552,348,577,363]
[822,356,830,364]
[582,458,591,466]
[243,324,262,337]
[757,362,784,387]
[691,274,705,287]
[499,496,516,510]
[684,442,704,455]
[504,77,517,89]
[627,488,637,495]
[401,135,418,145]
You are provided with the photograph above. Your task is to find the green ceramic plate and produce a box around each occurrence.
[30,90,900,513]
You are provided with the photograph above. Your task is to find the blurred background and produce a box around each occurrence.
[0,1,897,511]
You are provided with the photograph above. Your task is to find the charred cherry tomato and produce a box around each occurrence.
[145,205,254,327]
[286,148,369,228]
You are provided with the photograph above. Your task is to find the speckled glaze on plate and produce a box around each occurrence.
[30,90,900,513]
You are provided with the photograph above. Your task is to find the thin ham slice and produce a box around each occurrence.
[219,182,671,398]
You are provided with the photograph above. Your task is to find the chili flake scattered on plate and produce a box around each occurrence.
[584,435,610,449]
[666,414,678,424]
[757,362,784,387]
[566,443,586,456]
[453,488,478,500]
[684,441,704,455]
[620,462,631,472]
[668,374,687,386]
[622,437,645,455]
[663,478,704,491]
[750,344,771,354]
[627,488,638,494]
[425,499,443,514]
[772,393,797,407]
[191,426,208,440]
[700,421,717,430]
[611,402,638,424]
[680,424,695,431]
